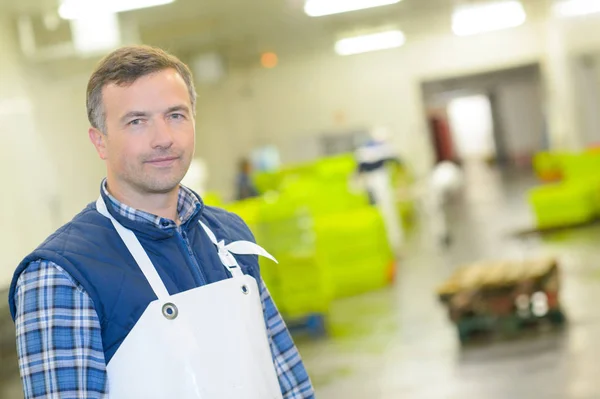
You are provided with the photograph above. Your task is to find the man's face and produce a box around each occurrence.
[90,68,195,195]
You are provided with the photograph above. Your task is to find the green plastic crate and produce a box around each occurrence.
[222,197,262,231]
[202,191,224,207]
[255,196,332,319]
[528,182,597,229]
[533,152,566,181]
[315,207,394,298]
[260,253,331,319]
[560,153,600,182]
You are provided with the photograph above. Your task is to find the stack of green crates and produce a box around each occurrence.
[560,152,600,182]
[223,196,262,230]
[280,168,394,299]
[256,195,332,320]
[223,197,278,297]
[528,152,600,229]
[223,153,406,321]
[388,161,416,229]
[225,195,331,320]
[561,153,600,215]
[254,161,317,195]
[314,207,394,298]
[202,191,224,207]
[528,182,598,229]
[253,171,282,194]
[533,152,565,182]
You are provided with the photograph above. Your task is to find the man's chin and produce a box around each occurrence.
[139,178,183,195]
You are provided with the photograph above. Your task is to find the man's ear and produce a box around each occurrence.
[89,127,108,160]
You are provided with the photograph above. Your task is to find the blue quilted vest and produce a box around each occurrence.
[8,188,262,364]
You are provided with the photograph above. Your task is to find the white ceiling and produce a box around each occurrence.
[1,0,553,63]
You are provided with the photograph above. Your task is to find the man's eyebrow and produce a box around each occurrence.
[165,105,191,114]
[120,111,149,124]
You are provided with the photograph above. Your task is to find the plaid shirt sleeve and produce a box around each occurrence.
[260,280,315,399]
[14,260,108,399]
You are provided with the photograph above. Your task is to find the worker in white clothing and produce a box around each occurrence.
[355,127,404,255]
[426,160,464,247]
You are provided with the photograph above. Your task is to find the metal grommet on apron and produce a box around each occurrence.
[162,303,179,320]
[241,285,249,295]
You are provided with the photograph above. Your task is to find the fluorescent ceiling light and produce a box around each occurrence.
[335,30,405,56]
[304,0,401,17]
[554,0,600,17]
[71,12,121,55]
[59,0,174,20]
[452,1,526,37]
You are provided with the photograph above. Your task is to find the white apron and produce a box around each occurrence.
[95,197,284,399]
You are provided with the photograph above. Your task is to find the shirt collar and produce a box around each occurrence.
[101,178,201,230]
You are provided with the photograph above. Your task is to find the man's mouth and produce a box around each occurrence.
[145,156,179,167]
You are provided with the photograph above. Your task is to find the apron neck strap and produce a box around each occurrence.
[96,196,171,301]
[199,222,278,279]
[95,195,277,293]
[199,222,245,278]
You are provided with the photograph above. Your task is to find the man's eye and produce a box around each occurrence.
[170,113,185,120]
[129,119,143,126]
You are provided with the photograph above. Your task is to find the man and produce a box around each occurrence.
[9,45,314,399]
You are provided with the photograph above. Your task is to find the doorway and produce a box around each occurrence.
[421,64,546,170]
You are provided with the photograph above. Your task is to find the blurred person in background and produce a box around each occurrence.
[425,160,464,247]
[8,45,313,399]
[236,157,259,200]
[355,126,404,255]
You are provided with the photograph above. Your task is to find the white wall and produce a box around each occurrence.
[0,17,56,287]
[23,71,105,216]
[495,79,545,160]
[541,15,600,149]
[0,17,103,287]
[574,55,600,147]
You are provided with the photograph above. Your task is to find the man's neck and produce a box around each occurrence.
[106,179,180,223]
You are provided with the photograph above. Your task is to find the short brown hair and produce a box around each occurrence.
[86,45,197,133]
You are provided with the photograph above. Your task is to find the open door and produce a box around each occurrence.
[428,110,456,164]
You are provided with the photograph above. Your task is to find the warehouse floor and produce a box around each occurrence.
[3,162,600,398]
[297,162,600,399]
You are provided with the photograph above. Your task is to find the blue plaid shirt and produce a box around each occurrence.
[14,181,315,399]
